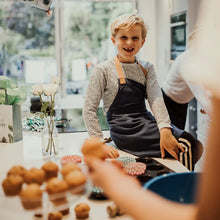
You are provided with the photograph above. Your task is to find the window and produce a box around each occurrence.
[0,0,56,85]
[170,12,187,60]
[0,0,136,131]
[61,0,135,95]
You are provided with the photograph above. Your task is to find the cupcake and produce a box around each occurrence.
[41,161,59,180]
[7,165,26,179]
[19,183,43,210]
[46,177,69,215]
[106,202,125,217]
[46,177,68,196]
[74,203,90,219]
[48,211,63,220]
[81,136,105,159]
[23,167,45,185]
[2,174,23,196]
[61,163,81,178]
[64,170,87,192]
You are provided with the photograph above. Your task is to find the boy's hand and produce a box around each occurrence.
[159,128,184,160]
[103,145,119,159]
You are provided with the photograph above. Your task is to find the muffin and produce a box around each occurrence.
[46,177,68,195]
[64,170,87,191]
[23,167,45,185]
[2,174,24,196]
[41,161,59,180]
[46,177,69,215]
[74,203,90,219]
[7,165,26,179]
[48,211,63,220]
[81,136,105,159]
[61,163,81,178]
[19,183,43,210]
[106,202,125,217]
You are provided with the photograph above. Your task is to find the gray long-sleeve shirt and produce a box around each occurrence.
[83,58,171,139]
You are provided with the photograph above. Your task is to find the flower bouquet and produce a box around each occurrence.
[31,77,60,156]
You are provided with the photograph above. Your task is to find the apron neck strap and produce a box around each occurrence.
[137,60,147,76]
[114,56,126,84]
[114,56,147,85]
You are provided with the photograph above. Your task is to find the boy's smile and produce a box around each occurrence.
[111,25,145,63]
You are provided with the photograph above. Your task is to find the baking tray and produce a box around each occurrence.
[135,157,174,185]
[88,157,175,200]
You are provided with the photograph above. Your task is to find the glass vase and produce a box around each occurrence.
[41,116,59,157]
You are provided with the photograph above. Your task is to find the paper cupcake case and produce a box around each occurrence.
[124,162,147,176]
[116,156,136,166]
[89,186,108,200]
[60,154,83,166]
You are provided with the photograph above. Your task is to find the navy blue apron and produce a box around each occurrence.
[106,56,183,158]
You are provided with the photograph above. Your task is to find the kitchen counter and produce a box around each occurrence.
[0,131,189,220]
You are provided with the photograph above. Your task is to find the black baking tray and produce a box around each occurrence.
[88,191,108,200]
[135,157,174,185]
[88,157,175,200]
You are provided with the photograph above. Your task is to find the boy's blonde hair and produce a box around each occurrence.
[111,14,148,39]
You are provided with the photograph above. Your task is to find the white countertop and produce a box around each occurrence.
[0,131,189,220]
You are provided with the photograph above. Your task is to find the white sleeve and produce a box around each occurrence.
[146,64,171,130]
[185,81,211,114]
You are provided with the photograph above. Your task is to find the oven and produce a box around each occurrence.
[170,12,187,60]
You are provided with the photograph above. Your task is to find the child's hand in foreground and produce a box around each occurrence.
[85,156,141,197]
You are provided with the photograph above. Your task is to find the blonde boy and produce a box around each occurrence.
[83,14,201,170]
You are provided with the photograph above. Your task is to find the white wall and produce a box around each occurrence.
[139,0,203,85]
[188,0,202,33]
[138,0,156,66]
[155,0,172,85]
[139,0,188,85]
[172,0,188,14]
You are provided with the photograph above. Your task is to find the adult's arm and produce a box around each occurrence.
[146,63,171,130]
[85,157,197,220]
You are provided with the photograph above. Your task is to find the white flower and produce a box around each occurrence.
[50,76,60,85]
[32,84,45,95]
[43,83,59,96]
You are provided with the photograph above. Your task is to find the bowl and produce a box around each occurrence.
[144,172,200,204]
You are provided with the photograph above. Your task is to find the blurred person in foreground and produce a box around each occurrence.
[85,0,220,219]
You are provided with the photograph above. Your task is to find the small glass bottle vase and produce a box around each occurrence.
[41,116,59,157]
